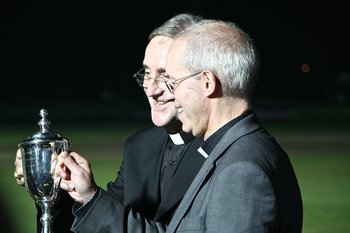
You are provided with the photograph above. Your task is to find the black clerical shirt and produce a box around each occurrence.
[160,132,195,198]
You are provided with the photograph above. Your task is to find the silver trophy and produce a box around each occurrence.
[18,109,70,233]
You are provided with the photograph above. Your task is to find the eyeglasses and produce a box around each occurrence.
[164,71,202,93]
[133,68,167,88]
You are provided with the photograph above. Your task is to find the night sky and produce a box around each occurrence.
[1,1,349,111]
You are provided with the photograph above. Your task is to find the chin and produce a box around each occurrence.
[152,121,167,127]
[181,124,191,134]
[152,111,177,126]
[152,117,170,127]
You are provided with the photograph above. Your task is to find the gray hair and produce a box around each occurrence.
[149,13,203,40]
[176,19,259,101]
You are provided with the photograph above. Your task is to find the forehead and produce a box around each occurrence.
[144,36,173,67]
[166,39,186,72]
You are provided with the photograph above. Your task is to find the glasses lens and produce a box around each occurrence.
[134,69,169,89]
[133,68,146,86]
[134,74,145,86]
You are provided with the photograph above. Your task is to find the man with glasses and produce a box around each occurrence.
[162,19,303,233]
[14,13,205,232]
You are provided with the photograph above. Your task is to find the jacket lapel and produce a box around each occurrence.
[166,113,261,232]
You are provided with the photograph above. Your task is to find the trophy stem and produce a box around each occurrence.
[40,200,54,233]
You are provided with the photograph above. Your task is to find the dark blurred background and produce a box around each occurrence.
[1,1,349,125]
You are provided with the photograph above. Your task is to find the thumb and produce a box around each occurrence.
[62,154,83,174]
[68,152,91,171]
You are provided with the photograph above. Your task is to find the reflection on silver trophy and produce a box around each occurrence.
[18,109,69,233]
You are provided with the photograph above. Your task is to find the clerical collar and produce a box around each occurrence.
[168,131,194,145]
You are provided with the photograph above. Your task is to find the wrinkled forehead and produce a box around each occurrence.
[144,36,174,69]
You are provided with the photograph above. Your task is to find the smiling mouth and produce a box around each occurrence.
[156,100,168,105]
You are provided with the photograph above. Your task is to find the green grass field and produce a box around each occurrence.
[0,122,349,233]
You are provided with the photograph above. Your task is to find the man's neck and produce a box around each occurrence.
[205,98,250,140]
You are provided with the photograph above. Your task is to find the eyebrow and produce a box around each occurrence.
[143,65,166,74]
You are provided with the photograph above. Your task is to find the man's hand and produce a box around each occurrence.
[55,151,98,203]
[14,149,25,186]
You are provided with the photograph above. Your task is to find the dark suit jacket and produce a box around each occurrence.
[72,113,302,233]
[71,126,205,232]
[166,113,303,233]
[110,126,205,222]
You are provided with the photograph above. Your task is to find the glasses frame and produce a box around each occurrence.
[164,71,202,93]
[133,68,167,88]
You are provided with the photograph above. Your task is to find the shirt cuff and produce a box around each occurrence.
[73,187,101,219]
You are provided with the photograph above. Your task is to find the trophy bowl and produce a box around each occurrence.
[18,109,69,233]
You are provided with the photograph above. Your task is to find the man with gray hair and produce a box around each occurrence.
[163,19,303,233]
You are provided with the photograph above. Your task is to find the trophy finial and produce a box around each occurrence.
[38,109,50,133]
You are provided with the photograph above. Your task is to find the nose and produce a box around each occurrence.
[144,81,164,97]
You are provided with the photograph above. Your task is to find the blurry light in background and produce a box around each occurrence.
[301,63,311,74]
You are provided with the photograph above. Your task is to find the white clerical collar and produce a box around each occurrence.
[197,147,209,158]
[168,133,185,145]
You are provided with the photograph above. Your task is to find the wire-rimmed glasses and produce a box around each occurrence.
[163,71,202,93]
[133,68,167,88]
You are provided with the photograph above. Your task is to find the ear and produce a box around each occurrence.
[202,70,220,97]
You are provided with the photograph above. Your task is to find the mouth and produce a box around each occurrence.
[152,98,174,109]
[156,99,168,105]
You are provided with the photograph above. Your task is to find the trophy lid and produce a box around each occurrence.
[19,108,69,146]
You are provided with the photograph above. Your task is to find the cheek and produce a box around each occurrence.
[175,83,202,110]
[175,90,191,107]
[183,94,202,115]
